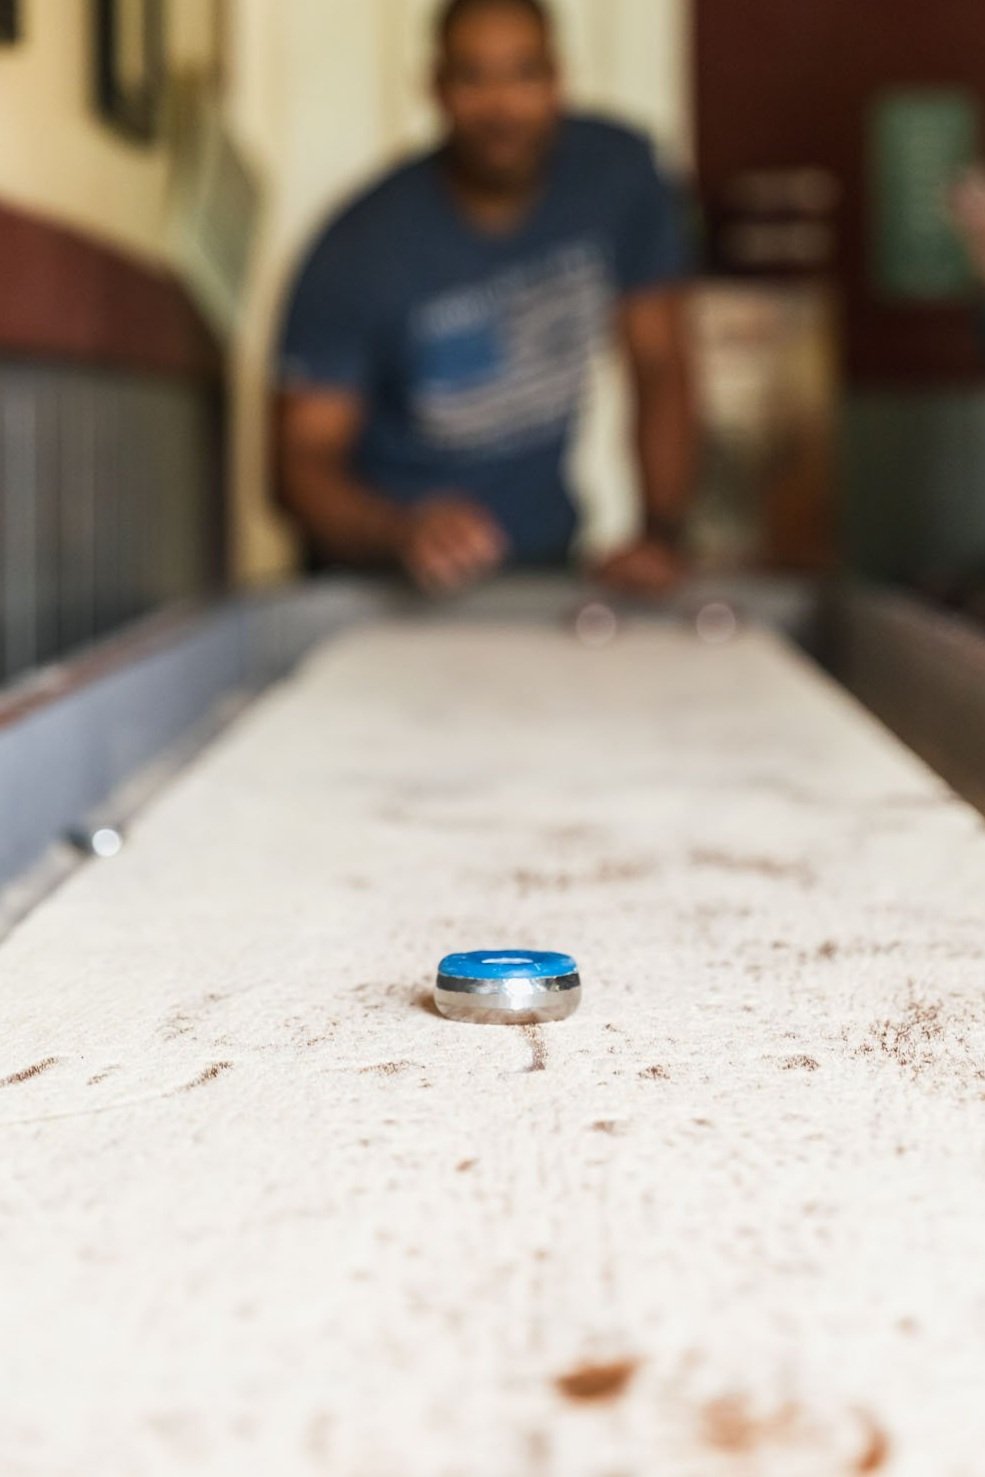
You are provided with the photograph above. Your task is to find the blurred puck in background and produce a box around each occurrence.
[691,600,741,646]
[570,601,620,649]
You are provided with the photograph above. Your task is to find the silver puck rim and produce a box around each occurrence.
[434,970,582,1025]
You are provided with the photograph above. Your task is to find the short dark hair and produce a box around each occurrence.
[436,0,554,48]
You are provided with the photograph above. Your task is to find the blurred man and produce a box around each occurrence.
[276,0,696,596]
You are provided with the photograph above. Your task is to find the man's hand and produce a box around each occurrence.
[589,538,685,599]
[277,392,508,586]
[399,497,508,594]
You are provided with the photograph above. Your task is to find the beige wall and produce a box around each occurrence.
[0,0,221,263]
[231,0,694,584]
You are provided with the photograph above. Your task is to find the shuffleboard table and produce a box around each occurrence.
[1,575,984,1476]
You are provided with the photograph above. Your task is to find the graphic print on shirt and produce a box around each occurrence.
[411,241,611,456]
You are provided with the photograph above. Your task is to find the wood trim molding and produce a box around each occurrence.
[0,201,222,380]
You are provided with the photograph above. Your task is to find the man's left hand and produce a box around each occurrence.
[588,539,686,599]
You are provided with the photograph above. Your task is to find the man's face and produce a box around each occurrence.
[436,5,561,190]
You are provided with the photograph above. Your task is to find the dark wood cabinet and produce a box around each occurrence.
[694,0,985,384]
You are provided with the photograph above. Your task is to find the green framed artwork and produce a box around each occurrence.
[870,88,981,301]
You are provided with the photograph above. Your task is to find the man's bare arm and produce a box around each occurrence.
[276,387,409,565]
[619,284,698,542]
[276,386,508,591]
[589,286,698,597]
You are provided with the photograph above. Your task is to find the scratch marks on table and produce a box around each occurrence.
[160,1011,196,1041]
[855,1412,892,1472]
[0,1077,233,1129]
[555,1358,639,1403]
[690,848,817,888]
[871,995,945,1074]
[87,1065,121,1086]
[592,1119,631,1136]
[510,856,658,896]
[697,1394,891,1470]
[539,821,610,847]
[701,1394,802,1454]
[782,1055,821,1072]
[178,1061,235,1092]
[521,1024,547,1074]
[849,985,981,1088]
[358,1060,418,1078]
[0,1057,59,1088]
[159,991,235,1044]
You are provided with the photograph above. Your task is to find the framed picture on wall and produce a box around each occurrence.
[0,0,21,44]
[94,0,165,143]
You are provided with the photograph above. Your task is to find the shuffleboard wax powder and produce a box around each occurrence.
[434,951,581,1025]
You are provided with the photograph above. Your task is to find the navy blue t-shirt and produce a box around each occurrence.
[278,115,690,563]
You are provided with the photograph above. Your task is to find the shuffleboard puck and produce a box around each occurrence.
[435,950,581,1025]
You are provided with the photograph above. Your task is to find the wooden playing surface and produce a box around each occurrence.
[2,618,984,1475]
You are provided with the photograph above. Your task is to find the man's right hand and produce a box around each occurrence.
[399,497,508,595]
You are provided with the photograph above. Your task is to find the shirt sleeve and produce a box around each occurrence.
[277,215,377,392]
[612,140,695,295]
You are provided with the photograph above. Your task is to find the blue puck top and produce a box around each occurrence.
[438,950,578,982]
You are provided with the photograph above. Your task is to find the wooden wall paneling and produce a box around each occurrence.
[0,202,222,379]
